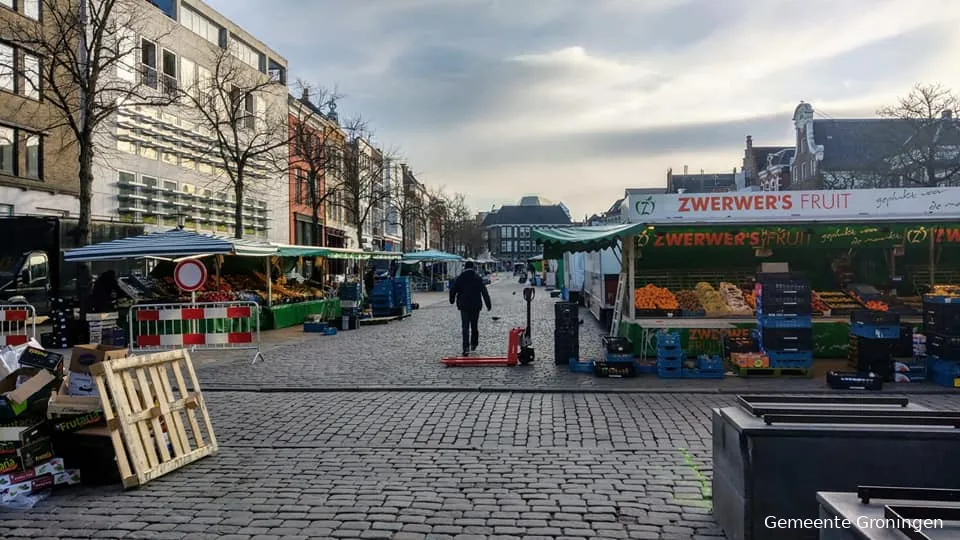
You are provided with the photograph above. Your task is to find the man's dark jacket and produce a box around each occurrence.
[450,269,492,312]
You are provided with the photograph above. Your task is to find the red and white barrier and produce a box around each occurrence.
[0,305,35,347]
[129,301,263,364]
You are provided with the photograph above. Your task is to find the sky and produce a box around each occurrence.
[208,0,960,220]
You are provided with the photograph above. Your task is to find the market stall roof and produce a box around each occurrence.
[533,223,646,258]
[369,251,403,260]
[402,249,463,262]
[273,244,328,257]
[324,247,371,260]
[63,229,278,262]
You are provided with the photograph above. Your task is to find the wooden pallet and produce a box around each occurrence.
[732,365,812,378]
[90,349,217,489]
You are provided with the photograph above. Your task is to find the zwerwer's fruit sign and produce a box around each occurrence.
[625,187,960,224]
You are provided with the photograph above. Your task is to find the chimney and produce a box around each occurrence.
[746,135,753,149]
[683,165,688,175]
[943,110,953,119]
[300,88,310,104]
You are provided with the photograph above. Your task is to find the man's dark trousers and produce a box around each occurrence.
[461,308,481,353]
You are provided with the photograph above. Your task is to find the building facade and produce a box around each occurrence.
[0,0,80,217]
[741,135,790,189]
[401,165,427,251]
[381,158,403,252]
[95,0,289,241]
[482,198,571,262]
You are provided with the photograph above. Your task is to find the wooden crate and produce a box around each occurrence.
[90,349,218,489]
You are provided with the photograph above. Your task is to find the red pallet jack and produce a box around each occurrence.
[442,287,536,367]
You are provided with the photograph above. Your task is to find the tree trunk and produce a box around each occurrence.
[310,174,320,246]
[76,136,95,317]
[234,180,244,239]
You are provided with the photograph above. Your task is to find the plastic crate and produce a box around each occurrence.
[602,336,632,354]
[634,359,657,374]
[594,361,636,378]
[304,321,329,333]
[696,355,724,372]
[826,371,883,391]
[763,349,813,367]
[656,332,681,349]
[922,303,960,335]
[605,352,634,364]
[850,324,901,339]
[656,348,684,361]
[656,356,682,369]
[757,315,813,328]
[568,358,594,373]
[681,369,725,379]
[927,333,960,360]
[657,365,682,378]
[922,295,960,304]
[755,327,814,351]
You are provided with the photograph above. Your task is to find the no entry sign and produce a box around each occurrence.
[174,259,207,292]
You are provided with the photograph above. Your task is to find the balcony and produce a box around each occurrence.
[140,64,158,90]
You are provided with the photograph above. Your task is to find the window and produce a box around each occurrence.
[118,171,136,185]
[140,39,157,88]
[163,180,177,191]
[22,52,39,99]
[161,50,177,95]
[0,43,13,92]
[181,5,222,46]
[229,36,262,72]
[180,57,196,96]
[196,65,211,101]
[295,169,305,204]
[24,134,39,179]
[0,126,12,175]
[0,0,12,9]
[162,151,178,165]
[22,0,38,19]
[0,203,12,216]
[139,146,158,160]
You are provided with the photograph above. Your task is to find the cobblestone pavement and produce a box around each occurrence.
[193,277,956,394]
[2,277,957,538]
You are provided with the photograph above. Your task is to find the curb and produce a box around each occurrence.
[198,386,960,395]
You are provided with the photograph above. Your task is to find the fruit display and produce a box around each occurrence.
[634,284,679,311]
[694,282,730,316]
[719,282,752,315]
[676,290,703,312]
[744,288,756,310]
[816,291,863,315]
[865,300,889,312]
[930,285,960,297]
[811,291,830,315]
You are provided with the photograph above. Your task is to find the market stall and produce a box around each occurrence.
[534,187,960,381]
[402,250,463,291]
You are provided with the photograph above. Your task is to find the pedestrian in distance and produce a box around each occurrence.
[450,261,492,356]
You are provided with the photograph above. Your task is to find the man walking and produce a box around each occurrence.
[450,261,492,356]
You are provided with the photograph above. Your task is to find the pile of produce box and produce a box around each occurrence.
[753,274,813,371]
[393,277,413,313]
[633,284,679,315]
[370,280,395,318]
[923,292,960,387]
[0,342,84,509]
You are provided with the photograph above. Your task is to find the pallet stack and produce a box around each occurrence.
[753,274,814,374]
[337,283,361,330]
[656,332,684,378]
[923,295,960,388]
[554,302,579,365]
[594,335,636,377]
[370,280,395,318]
[847,310,900,381]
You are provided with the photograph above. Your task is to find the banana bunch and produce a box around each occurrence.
[694,282,729,316]
[719,282,753,315]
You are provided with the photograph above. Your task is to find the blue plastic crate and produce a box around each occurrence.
[681,369,725,379]
[656,348,684,360]
[568,358,594,373]
[850,323,900,339]
[634,360,657,374]
[304,321,329,333]
[606,352,634,364]
[930,359,960,388]
[923,295,960,305]
[657,365,682,378]
[757,315,813,329]
[696,355,724,372]
[764,349,813,368]
[656,332,681,348]
[657,357,682,369]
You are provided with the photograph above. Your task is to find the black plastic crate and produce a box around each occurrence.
[892,324,915,357]
[554,302,579,317]
[848,334,895,355]
[826,371,883,391]
[725,335,758,354]
[602,336,632,354]
[850,309,900,326]
[758,327,813,351]
[756,277,811,296]
[922,302,960,335]
[593,361,636,378]
[927,333,960,360]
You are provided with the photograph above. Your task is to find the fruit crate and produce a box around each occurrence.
[680,368,725,379]
[602,336,632,354]
[725,335,758,354]
[657,365,682,378]
[656,355,682,369]
[594,361,636,378]
[930,358,960,387]
[634,359,657,374]
[754,327,813,351]
[763,349,813,367]
[568,358,594,373]
[605,352,634,364]
[696,354,724,372]
[922,302,960,335]
[656,332,681,349]
[851,310,900,326]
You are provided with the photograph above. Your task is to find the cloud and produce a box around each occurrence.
[206,0,960,218]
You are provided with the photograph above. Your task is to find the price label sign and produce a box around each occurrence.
[174,259,207,292]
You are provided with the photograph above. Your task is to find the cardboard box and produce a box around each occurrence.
[54,469,81,486]
[1,473,54,502]
[47,374,102,418]
[69,344,127,375]
[67,372,98,397]
[18,347,64,375]
[0,417,49,447]
[51,410,104,434]
[0,368,58,422]
[0,458,65,487]
[0,437,54,474]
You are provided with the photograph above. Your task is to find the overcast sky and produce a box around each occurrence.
[208,0,960,219]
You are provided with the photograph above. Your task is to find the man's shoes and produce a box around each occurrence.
[470,343,478,351]
[461,350,470,357]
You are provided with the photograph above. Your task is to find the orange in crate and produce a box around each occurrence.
[731,352,770,369]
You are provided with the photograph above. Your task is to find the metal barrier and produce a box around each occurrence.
[0,304,36,347]
[129,301,264,364]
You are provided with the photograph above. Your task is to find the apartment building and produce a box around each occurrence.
[0,0,80,216]
[381,158,403,252]
[401,165,427,252]
[288,92,348,246]
[96,0,289,241]
[346,137,381,250]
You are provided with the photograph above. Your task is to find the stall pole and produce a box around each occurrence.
[929,228,936,287]
[215,256,221,292]
[628,235,636,320]
[266,257,273,307]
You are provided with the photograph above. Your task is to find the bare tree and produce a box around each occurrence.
[388,165,426,252]
[289,82,345,245]
[2,0,173,243]
[878,82,960,187]
[339,118,394,249]
[424,187,450,251]
[178,47,289,238]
